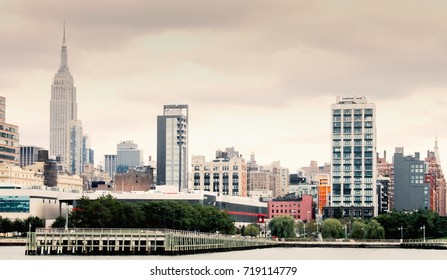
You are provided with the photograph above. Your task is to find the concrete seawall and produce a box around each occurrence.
[0,238,26,246]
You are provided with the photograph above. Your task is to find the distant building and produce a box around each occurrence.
[114,166,155,192]
[425,142,446,215]
[66,120,83,175]
[260,161,289,198]
[299,161,331,184]
[116,140,143,173]
[50,26,77,165]
[377,151,394,210]
[247,153,259,172]
[190,150,247,197]
[20,146,43,168]
[104,154,117,179]
[316,174,330,216]
[377,175,390,214]
[0,96,19,166]
[82,135,94,166]
[247,171,275,198]
[157,105,189,191]
[393,147,430,211]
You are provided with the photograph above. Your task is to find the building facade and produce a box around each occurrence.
[116,140,143,174]
[20,146,44,168]
[326,96,377,219]
[247,171,275,198]
[190,153,247,197]
[377,151,394,211]
[157,105,188,191]
[114,166,155,192]
[50,27,77,165]
[393,148,430,211]
[268,194,313,221]
[0,96,19,165]
[104,154,117,180]
[66,120,83,175]
[425,147,446,215]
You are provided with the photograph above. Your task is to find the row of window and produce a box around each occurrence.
[333,109,374,116]
[194,165,240,171]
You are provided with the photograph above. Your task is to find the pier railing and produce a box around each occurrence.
[27,228,277,256]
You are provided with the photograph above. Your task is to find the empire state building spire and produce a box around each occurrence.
[435,136,441,165]
[50,23,77,167]
[58,22,70,73]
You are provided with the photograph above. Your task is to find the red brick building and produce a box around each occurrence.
[268,194,313,221]
[114,166,155,192]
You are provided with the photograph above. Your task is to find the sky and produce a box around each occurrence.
[1,0,447,172]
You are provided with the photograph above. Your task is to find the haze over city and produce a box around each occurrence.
[1,0,446,170]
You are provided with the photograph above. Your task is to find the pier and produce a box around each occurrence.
[26,228,277,255]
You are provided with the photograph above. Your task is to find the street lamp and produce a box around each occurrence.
[398,226,403,243]
[420,225,426,242]
[342,225,347,240]
[296,220,306,238]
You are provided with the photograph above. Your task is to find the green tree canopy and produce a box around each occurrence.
[68,195,236,234]
[349,220,365,239]
[367,219,385,239]
[269,216,296,239]
[321,218,343,239]
[244,224,260,237]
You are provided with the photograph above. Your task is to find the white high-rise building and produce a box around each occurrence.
[50,25,77,164]
[328,96,377,218]
[157,105,188,191]
[66,120,83,175]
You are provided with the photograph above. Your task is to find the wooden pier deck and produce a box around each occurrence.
[26,228,277,256]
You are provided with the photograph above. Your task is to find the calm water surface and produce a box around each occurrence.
[1,246,446,260]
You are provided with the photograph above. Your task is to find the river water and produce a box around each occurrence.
[1,245,446,260]
[1,246,446,280]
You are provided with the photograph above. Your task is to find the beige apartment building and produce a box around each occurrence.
[190,154,247,197]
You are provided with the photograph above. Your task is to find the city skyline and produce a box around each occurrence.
[2,1,447,171]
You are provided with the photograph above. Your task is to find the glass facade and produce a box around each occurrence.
[0,196,30,213]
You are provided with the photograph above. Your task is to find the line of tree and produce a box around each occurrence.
[0,216,44,235]
[320,209,447,240]
[321,218,385,240]
[52,195,237,234]
[375,209,447,239]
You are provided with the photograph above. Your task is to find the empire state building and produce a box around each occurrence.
[50,26,77,164]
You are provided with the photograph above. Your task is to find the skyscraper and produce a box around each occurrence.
[20,146,44,168]
[326,96,377,219]
[116,140,143,173]
[393,148,429,212]
[50,25,77,164]
[66,120,83,175]
[157,105,188,191]
[104,154,117,179]
[0,96,19,165]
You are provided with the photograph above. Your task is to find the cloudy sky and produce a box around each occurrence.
[1,0,447,171]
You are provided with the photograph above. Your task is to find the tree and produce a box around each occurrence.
[367,219,385,239]
[244,224,260,237]
[52,216,67,228]
[321,218,343,239]
[269,216,296,239]
[350,220,365,239]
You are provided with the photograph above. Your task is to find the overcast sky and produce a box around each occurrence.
[1,0,447,171]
